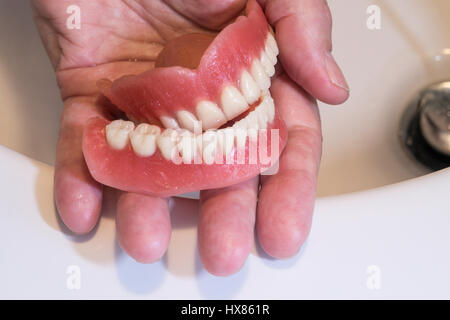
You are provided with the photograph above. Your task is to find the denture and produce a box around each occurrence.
[82,0,287,197]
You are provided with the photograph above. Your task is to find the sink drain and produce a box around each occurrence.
[399,81,450,171]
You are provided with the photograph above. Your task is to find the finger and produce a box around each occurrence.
[54,96,107,234]
[116,193,171,263]
[198,177,259,276]
[163,0,246,30]
[259,0,349,104]
[257,74,322,258]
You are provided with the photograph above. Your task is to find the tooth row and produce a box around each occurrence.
[164,33,279,131]
[105,93,276,163]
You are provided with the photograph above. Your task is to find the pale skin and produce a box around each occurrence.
[32,0,349,276]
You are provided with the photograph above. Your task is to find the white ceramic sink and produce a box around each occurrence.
[0,0,449,299]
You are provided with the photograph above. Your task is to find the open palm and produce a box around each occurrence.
[33,0,348,276]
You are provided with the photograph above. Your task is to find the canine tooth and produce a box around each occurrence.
[251,59,270,91]
[177,130,196,164]
[260,51,275,77]
[160,116,180,129]
[195,100,227,130]
[105,120,135,150]
[217,128,235,156]
[220,86,249,120]
[233,118,248,149]
[239,70,260,104]
[267,33,279,56]
[265,43,277,65]
[201,131,218,164]
[157,129,179,160]
[130,123,160,157]
[177,110,201,133]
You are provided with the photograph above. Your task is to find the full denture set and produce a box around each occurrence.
[82,0,288,196]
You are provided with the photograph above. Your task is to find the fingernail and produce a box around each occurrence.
[324,52,349,92]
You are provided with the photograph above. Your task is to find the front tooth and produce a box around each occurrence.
[251,59,270,91]
[266,94,275,122]
[246,111,259,141]
[201,131,218,164]
[239,70,260,104]
[177,110,201,133]
[105,120,135,150]
[157,129,179,160]
[160,116,180,129]
[265,43,277,65]
[260,51,275,77]
[195,100,227,130]
[177,129,196,164]
[220,85,249,120]
[130,123,160,157]
[233,118,248,149]
[217,128,235,157]
[267,32,279,56]
[257,102,269,130]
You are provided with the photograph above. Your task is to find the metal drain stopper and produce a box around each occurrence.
[419,81,450,156]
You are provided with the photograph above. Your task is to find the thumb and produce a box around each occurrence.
[259,0,349,104]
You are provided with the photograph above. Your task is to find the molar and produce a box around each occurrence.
[250,59,270,92]
[195,100,227,130]
[105,119,135,150]
[156,129,179,160]
[220,85,249,120]
[239,70,260,104]
[130,123,160,157]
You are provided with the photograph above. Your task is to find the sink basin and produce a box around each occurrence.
[0,0,449,299]
[319,0,450,196]
[1,0,448,197]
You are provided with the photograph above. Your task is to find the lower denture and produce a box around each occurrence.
[82,0,287,197]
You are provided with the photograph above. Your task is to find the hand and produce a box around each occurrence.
[33,0,348,276]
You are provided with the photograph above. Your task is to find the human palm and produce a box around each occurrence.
[33,0,348,276]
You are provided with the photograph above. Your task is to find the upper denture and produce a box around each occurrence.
[98,0,278,132]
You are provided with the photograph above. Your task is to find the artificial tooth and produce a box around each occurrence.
[217,128,235,157]
[266,94,275,122]
[239,70,260,104]
[156,129,179,160]
[195,100,227,130]
[130,123,160,157]
[105,119,135,150]
[177,110,201,133]
[177,129,196,164]
[250,59,270,91]
[260,51,275,77]
[220,85,249,120]
[233,118,248,149]
[160,116,180,129]
[265,43,277,65]
[246,111,259,141]
[201,131,218,165]
[257,103,269,130]
[266,32,279,56]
